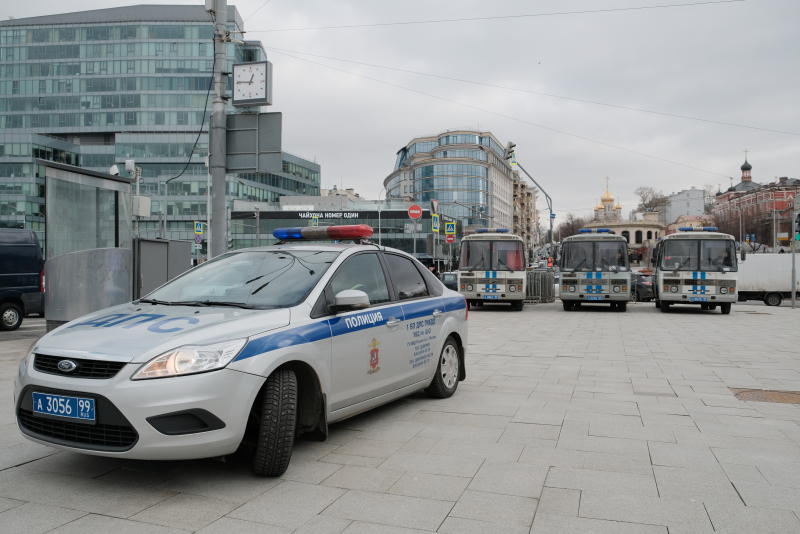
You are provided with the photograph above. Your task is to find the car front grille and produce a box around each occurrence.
[34,354,126,379]
[18,409,138,450]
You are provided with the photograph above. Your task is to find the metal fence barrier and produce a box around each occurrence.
[526,269,555,303]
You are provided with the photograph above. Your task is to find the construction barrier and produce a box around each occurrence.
[526,269,556,303]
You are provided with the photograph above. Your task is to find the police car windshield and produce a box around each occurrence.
[144,250,339,309]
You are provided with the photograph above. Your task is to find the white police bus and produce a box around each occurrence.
[653,226,738,314]
[559,229,631,311]
[457,229,526,310]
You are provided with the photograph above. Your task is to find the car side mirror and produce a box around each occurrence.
[331,289,370,312]
[740,249,746,262]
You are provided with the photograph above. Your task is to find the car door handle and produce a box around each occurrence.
[432,309,443,317]
[386,318,401,327]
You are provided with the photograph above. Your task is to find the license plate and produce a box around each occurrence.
[585,296,603,301]
[482,295,499,300]
[689,297,709,302]
[32,392,95,423]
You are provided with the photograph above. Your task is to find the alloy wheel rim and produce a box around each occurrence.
[440,345,458,389]
[2,309,19,326]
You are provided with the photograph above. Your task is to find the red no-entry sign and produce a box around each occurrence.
[408,204,422,219]
[446,234,455,244]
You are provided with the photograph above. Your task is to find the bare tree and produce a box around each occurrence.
[557,213,589,239]
[634,187,668,213]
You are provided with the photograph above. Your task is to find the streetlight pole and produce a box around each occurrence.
[514,161,554,244]
[209,0,228,258]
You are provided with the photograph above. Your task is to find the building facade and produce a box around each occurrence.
[713,159,798,247]
[229,196,461,267]
[512,173,539,258]
[384,130,516,230]
[0,5,320,253]
[664,187,705,225]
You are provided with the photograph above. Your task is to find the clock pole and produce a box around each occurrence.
[209,0,228,258]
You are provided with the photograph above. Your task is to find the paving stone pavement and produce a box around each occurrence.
[1,303,800,533]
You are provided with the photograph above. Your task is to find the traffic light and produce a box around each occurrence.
[795,213,800,241]
[505,142,516,161]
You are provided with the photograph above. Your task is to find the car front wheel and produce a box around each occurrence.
[252,368,297,477]
[426,337,461,399]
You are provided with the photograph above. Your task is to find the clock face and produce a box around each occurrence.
[233,62,268,105]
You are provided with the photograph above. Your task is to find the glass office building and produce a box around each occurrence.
[384,131,515,230]
[0,5,320,253]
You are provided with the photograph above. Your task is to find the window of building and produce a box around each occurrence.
[635,230,643,244]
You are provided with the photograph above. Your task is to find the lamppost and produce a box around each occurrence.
[504,143,555,244]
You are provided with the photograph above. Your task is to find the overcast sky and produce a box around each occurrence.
[10,0,800,220]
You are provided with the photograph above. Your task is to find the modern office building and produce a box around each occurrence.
[384,130,517,230]
[0,5,320,253]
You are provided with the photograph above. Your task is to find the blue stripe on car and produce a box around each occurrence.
[234,296,465,362]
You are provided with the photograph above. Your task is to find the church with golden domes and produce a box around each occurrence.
[584,178,665,253]
[593,179,623,223]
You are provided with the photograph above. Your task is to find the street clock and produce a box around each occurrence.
[232,61,272,106]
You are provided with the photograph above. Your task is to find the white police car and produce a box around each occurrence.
[15,225,467,476]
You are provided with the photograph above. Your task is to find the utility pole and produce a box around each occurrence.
[255,206,260,247]
[504,143,554,244]
[209,0,228,258]
[792,189,798,309]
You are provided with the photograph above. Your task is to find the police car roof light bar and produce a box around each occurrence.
[272,224,374,242]
[702,226,719,232]
[475,228,510,233]
[678,227,695,231]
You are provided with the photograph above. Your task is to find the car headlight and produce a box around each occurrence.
[467,284,473,291]
[720,287,728,294]
[509,285,516,292]
[671,286,679,293]
[613,286,620,293]
[132,339,247,380]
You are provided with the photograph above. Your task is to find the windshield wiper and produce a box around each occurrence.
[138,298,177,305]
[169,300,255,309]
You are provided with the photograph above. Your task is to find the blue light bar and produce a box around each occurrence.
[578,229,592,233]
[596,228,612,233]
[702,226,719,232]
[678,227,695,231]
[578,228,612,234]
[273,227,304,240]
[475,228,510,233]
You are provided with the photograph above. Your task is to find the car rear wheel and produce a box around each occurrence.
[764,293,782,307]
[426,337,460,399]
[0,303,23,331]
[252,368,297,477]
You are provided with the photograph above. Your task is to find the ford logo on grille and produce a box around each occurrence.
[57,360,78,373]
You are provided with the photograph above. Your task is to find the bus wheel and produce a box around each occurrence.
[764,293,782,307]
[562,301,572,311]
[617,302,627,312]
[511,300,524,311]
[660,302,671,313]
[654,300,661,309]
[720,303,732,315]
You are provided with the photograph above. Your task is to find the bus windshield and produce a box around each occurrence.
[661,239,736,272]
[459,239,525,271]
[561,241,628,272]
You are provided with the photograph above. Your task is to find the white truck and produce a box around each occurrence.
[736,253,800,306]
